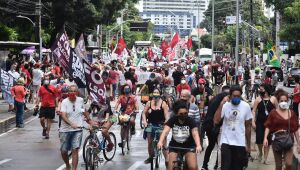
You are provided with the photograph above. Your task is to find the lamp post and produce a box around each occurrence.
[235,0,240,85]
[168,10,180,37]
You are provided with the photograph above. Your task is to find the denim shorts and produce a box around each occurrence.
[59,131,83,152]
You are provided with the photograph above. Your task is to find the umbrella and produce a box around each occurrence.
[20,46,51,55]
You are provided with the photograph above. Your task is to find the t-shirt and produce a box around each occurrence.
[109,70,119,84]
[220,101,253,147]
[188,103,200,122]
[104,78,113,96]
[60,97,85,132]
[118,95,137,115]
[244,70,250,80]
[38,85,58,108]
[176,84,191,96]
[166,116,197,148]
[145,79,160,94]
[11,85,27,103]
[32,69,44,86]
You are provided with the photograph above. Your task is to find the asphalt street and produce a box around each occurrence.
[0,82,293,170]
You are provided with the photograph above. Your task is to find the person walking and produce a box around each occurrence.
[264,90,300,170]
[214,85,252,170]
[251,84,275,164]
[292,77,300,117]
[37,74,58,139]
[11,78,27,128]
[59,85,94,170]
[32,63,44,104]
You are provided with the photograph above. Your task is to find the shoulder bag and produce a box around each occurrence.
[272,110,294,152]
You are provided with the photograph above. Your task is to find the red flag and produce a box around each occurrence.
[170,32,179,49]
[147,47,154,61]
[115,37,126,55]
[186,37,192,49]
[160,40,169,57]
[168,48,176,62]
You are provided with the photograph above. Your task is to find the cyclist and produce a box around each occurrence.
[252,68,262,99]
[176,77,191,99]
[139,73,160,96]
[114,84,139,136]
[142,88,170,166]
[241,66,251,100]
[212,66,225,95]
[157,99,202,170]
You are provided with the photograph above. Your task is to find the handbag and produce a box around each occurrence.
[272,110,294,152]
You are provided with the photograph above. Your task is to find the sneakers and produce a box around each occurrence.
[42,128,47,136]
[106,143,114,152]
[144,157,153,164]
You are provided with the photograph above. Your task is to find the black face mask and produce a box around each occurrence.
[177,115,188,121]
[259,91,265,96]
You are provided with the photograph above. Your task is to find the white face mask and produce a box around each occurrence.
[279,102,289,110]
[181,80,186,84]
[44,80,50,85]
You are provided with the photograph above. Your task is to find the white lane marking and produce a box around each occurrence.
[127,161,143,170]
[0,116,38,137]
[0,158,12,165]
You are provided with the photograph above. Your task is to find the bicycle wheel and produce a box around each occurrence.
[83,135,93,163]
[85,147,95,170]
[103,132,117,161]
[127,126,131,151]
[155,152,161,168]
[140,114,144,129]
[150,158,154,170]
[121,126,127,155]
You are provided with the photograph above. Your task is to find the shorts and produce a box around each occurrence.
[39,107,55,119]
[59,131,83,152]
[169,146,196,155]
[144,123,163,139]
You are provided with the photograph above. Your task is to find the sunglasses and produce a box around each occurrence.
[73,105,75,112]
[178,112,188,115]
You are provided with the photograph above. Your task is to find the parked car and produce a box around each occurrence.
[283,68,300,87]
[262,65,283,82]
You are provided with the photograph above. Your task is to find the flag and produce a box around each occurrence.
[160,40,169,57]
[170,32,179,49]
[168,48,176,62]
[147,47,154,61]
[75,34,88,62]
[268,43,280,67]
[51,31,71,72]
[0,69,15,104]
[114,37,126,55]
[69,49,86,88]
[83,60,106,104]
[186,37,192,49]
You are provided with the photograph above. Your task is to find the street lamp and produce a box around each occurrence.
[17,15,42,61]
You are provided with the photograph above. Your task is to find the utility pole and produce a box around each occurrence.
[35,0,42,61]
[198,0,201,51]
[121,11,124,38]
[250,0,254,68]
[211,0,215,60]
[275,11,280,60]
[235,0,240,85]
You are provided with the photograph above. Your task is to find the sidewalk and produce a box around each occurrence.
[0,99,35,133]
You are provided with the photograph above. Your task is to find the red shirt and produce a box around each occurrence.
[293,87,300,103]
[104,78,113,90]
[11,85,27,103]
[109,70,119,84]
[264,77,272,85]
[264,109,299,133]
[38,85,58,107]
[118,95,137,115]
[176,83,191,95]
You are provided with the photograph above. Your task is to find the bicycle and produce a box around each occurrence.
[168,146,196,170]
[150,125,163,170]
[117,112,133,155]
[81,125,117,170]
[161,85,176,110]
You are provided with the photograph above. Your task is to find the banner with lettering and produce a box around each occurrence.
[0,69,15,94]
[83,60,106,104]
[75,34,89,63]
[51,32,71,73]
[69,49,86,88]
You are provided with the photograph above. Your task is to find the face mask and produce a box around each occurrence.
[59,80,65,84]
[68,92,77,102]
[44,80,49,85]
[259,91,265,96]
[279,102,289,110]
[124,88,131,95]
[177,115,188,121]
[153,96,160,100]
[231,97,241,105]
[181,80,186,84]
[150,77,155,81]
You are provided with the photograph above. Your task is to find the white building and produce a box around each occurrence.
[140,0,209,37]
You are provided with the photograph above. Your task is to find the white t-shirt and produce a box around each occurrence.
[32,69,44,85]
[220,100,252,147]
[203,65,209,77]
[60,97,85,132]
[8,70,20,80]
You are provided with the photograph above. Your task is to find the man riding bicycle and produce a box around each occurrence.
[114,84,139,137]
[157,100,202,170]
[241,66,251,100]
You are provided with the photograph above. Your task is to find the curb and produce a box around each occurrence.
[0,110,34,134]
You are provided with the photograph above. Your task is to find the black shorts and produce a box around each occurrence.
[169,146,195,155]
[39,107,55,119]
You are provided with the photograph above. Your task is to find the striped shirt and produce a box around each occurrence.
[188,103,200,122]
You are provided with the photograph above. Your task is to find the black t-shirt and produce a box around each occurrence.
[213,71,225,84]
[172,71,184,87]
[244,69,250,80]
[145,79,159,94]
[191,87,213,105]
[166,116,197,148]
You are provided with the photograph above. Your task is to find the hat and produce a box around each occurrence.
[17,78,25,85]
[198,78,206,84]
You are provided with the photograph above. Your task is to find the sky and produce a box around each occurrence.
[135,0,143,12]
